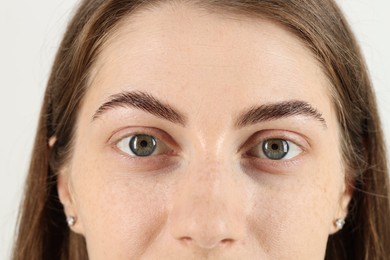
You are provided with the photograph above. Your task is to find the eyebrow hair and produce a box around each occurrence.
[93,91,326,128]
[234,100,327,128]
[92,91,187,126]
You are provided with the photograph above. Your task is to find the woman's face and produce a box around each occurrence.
[58,2,351,259]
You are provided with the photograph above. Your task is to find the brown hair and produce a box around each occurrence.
[12,0,390,259]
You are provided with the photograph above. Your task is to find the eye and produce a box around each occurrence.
[248,138,303,160]
[116,134,171,157]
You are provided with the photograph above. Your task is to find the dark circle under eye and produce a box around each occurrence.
[262,139,289,160]
[129,134,157,157]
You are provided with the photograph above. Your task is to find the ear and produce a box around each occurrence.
[57,171,85,234]
[48,136,57,148]
[329,178,353,234]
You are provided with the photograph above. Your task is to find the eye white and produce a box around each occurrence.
[250,139,303,160]
[115,135,168,157]
[116,136,137,156]
[279,141,302,160]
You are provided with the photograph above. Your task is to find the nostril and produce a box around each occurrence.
[221,238,234,244]
[179,236,235,248]
[220,238,236,248]
[180,236,193,245]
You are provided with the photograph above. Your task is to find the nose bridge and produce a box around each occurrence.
[168,156,247,249]
[183,159,228,214]
[190,102,232,157]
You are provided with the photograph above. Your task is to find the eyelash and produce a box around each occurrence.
[116,134,173,157]
[111,127,175,156]
[114,128,306,157]
[246,139,303,160]
[240,131,309,172]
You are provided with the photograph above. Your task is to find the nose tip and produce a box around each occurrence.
[168,182,247,250]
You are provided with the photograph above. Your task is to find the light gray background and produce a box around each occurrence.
[0,1,389,259]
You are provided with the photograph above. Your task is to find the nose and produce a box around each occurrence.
[168,159,247,250]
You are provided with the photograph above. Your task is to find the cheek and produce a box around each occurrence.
[70,153,169,258]
[247,159,342,258]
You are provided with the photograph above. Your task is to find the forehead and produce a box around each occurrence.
[86,1,334,127]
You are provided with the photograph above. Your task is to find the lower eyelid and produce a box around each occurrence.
[241,155,305,175]
[113,152,182,174]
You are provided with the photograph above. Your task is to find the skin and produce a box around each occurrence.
[57,2,352,259]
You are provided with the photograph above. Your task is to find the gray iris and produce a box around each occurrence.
[262,139,289,160]
[129,134,157,157]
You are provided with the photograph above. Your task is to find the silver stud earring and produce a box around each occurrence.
[66,216,76,227]
[335,218,345,230]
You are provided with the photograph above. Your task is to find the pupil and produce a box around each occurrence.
[140,140,148,147]
[271,143,279,150]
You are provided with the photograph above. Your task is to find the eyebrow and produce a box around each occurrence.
[92,91,187,126]
[92,91,327,128]
[235,100,327,128]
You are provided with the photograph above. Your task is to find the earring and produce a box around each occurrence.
[66,216,76,227]
[335,218,345,230]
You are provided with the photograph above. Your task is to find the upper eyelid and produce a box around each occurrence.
[239,130,310,154]
[108,127,310,154]
[109,128,158,143]
[108,127,181,154]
